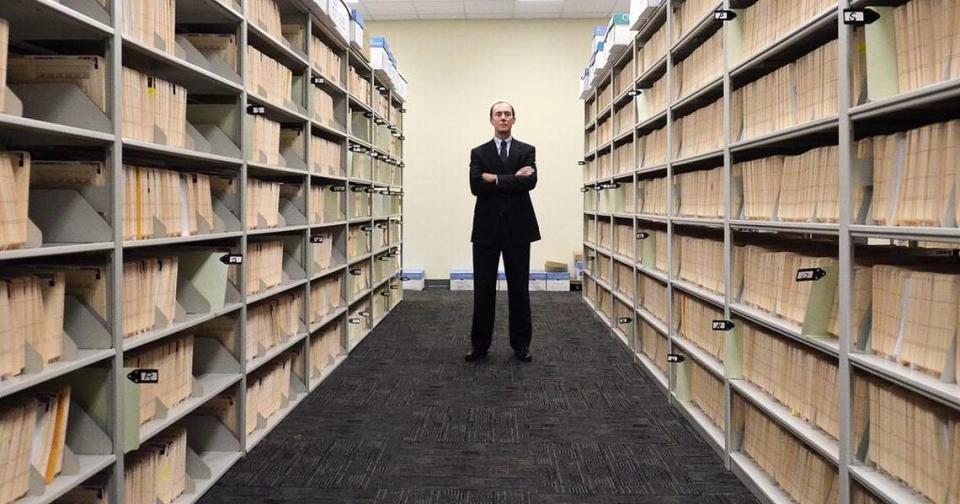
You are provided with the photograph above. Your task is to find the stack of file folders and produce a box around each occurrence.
[123,334,194,425]
[737,145,841,223]
[311,35,342,86]
[676,166,724,219]
[248,0,283,39]
[0,385,72,503]
[246,292,302,361]
[246,46,293,106]
[674,98,724,159]
[122,67,187,147]
[740,399,839,502]
[310,322,341,378]
[123,166,216,240]
[122,257,178,337]
[244,239,283,295]
[245,351,295,435]
[310,274,342,324]
[124,425,187,504]
[122,0,176,54]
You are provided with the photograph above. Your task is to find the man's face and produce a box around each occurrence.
[490,104,515,136]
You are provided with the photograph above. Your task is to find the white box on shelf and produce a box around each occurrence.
[312,0,328,15]
[604,13,636,59]
[450,268,473,291]
[529,270,547,291]
[395,73,408,100]
[547,271,571,291]
[574,260,584,281]
[630,0,662,30]
[496,270,507,291]
[402,268,425,291]
[580,68,592,99]
[592,25,607,54]
[329,0,351,43]
[350,10,365,50]
[595,44,610,72]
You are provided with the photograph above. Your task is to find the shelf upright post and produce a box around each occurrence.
[837,0,854,502]
[631,37,640,353]
[721,0,734,470]
[304,13,315,387]
[238,0,251,454]
[107,0,126,502]
[664,0,676,400]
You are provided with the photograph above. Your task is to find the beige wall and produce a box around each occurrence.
[366,19,601,279]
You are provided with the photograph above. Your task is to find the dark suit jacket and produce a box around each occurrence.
[469,139,541,244]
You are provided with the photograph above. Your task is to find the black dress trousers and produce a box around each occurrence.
[470,217,532,353]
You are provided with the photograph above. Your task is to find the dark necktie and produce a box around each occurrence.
[499,140,508,164]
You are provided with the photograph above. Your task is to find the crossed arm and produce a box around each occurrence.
[469,147,538,197]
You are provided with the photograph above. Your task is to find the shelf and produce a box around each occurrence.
[349,287,373,304]
[730,379,840,464]
[348,95,373,113]
[0,113,115,145]
[850,224,960,243]
[311,264,348,281]
[729,452,794,504]
[245,388,308,451]
[178,0,243,23]
[245,331,308,374]
[247,93,309,124]
[139,373,242,444]
[635,214,669,223]
[671,148,724,170]
[731,220,840,236]
[311,119,348,139]
[730,302,840,357]
[849,352,960,411]
[612,288,632,307]
[123,302,243,352]
[671,278,725,309]
[636,110,668,134]
[850,78,960,123]
[636,302,669,336]
[613,128,634,144]
[637,55,668,88]
[310,68,348,96]
[673,394,725,456]
[121,36,243,95]
[16,454,116,504]
[247,278,308,305]
[311,219,348,228]
[612,251,635,265]
[637,163,668,175]
[729,9,837,83]
[0,242,114,261]
[247,160,309,177]
[348,327,373,352]
[730,116,838,154]
[247,224,309,236]
[123,138,243,168]
[671,77,724,116]
[671,216,724,229]
[247,21,309,71]
[848,465,929,504]
[0,0,113,40]
[636,263,669,285]
[0,348,114,401]
[308,354,348,391]
[634,0,668,42]
[309,306,348,333]
[123,231,244,249]
[672,335,724,379]
[171,450,243,504]
[347,252,372,265]
[670,1,723,57]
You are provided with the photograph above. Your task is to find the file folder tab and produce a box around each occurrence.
[617,316,633,324]
[220,253,243,265]
[667,353,685,363]
[714,9,737,21]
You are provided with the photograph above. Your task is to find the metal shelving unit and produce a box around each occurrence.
[581,1,960,503]
[0,0,405,502]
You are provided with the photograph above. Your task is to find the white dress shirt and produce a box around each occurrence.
[492,136,512,185]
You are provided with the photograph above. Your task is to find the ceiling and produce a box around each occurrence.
[348,0,631,20]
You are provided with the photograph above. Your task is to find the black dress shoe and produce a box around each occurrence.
[464,350,488,362]
[514,348,533,363]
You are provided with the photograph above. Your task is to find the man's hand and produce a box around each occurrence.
[516,166,535,177]
[482,172,497,183]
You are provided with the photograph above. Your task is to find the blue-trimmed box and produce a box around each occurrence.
[547,271,572,291]
[401,268,424,291]
[450,268,473,291]
[496,270,507,291]
[350,9,365,50]
[529,270,547,291]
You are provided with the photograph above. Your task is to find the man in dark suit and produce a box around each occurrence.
[465,101,540,363]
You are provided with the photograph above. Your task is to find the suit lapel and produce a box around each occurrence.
[506,139,520,171]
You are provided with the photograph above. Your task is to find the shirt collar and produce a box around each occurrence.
[493,136,512,148]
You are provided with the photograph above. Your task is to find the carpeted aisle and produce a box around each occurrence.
[200,290,757,504]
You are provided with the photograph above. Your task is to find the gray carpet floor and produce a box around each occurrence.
[200,289,757,503]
